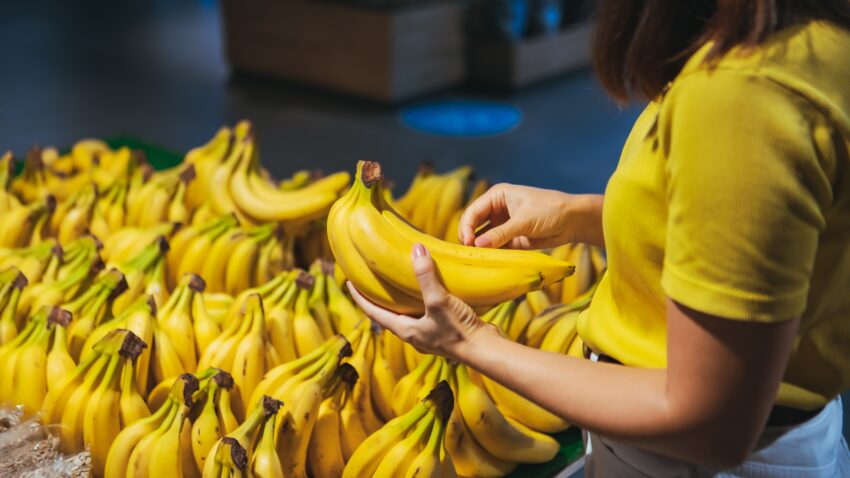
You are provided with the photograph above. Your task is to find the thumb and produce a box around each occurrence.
[474,220,523,249]
[411,243,448,309]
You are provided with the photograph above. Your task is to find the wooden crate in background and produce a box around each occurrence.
[221,0,465,103]
[468,21,594,90]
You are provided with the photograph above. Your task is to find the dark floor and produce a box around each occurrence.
[1,0,847,454]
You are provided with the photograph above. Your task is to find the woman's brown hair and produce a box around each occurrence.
[594,0,850,103]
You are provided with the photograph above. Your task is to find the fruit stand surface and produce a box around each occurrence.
[98,137,587,478]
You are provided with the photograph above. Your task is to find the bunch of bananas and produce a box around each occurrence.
[393,163,491,243]
[0,124,607,478]
[0,267,28,344]
[125,164,195,227]
[343,380,455,478]
[0,152,22,213]
[546,242,607,304]
[184,120,350,229]
[0,306,75,415]
[104,372,201,478]
[328,161,575,314]
[41,329,150,475]
[166,214,294,294]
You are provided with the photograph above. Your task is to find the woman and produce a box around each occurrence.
[350,0,850,476]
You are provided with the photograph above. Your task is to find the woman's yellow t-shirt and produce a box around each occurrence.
[578,21,850,410]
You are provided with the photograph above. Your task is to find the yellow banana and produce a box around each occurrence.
[455,365,558,463]
[329,161,574,314]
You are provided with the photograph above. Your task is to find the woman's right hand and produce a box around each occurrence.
[458,184,604,249]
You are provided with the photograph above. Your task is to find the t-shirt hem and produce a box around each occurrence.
[661,265,807,322]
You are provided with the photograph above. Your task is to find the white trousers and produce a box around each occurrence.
[584,396,849,477]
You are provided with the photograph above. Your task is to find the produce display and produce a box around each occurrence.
[0,121,606,478]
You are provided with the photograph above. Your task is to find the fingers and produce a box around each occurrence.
[410,244,450,313]
[458,188,500,246]
[473,220,524,249]
[346,282,418,337]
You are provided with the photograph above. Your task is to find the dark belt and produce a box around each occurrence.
[582,345,823,427]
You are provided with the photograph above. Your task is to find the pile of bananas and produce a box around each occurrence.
[392,163,489,242]
[0,123,605,477]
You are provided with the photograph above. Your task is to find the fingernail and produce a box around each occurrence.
[412,243,428,258]
[475,235,492,248]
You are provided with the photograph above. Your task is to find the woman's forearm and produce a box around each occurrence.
[456,327,759,466]
[568,194,605,247]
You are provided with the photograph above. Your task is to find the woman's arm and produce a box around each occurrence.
[458,184,605,249]
[350,246,800,467]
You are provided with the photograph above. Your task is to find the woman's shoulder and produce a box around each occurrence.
[670,21,850,132]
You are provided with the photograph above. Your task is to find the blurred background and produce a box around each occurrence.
[0,0,642,193]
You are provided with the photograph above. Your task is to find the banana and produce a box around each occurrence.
[230,293,274,417]
[444,386,516,478]
[224,225,275,295]
[342,380,453,478]
[324,262,362,335]
[126,374,199,478]
[158,274,202,374]
[186,127,233,209]
[82,330,149,475]
[228,137,350,224]
[292,273,326,357]
[104,393,174,478]
[373,407,436,478]
[455,365,558,463]
[382,328,409,379]
[265,277,299,364]
[203,393,274,478]
[393,353,438,416]
[307,364,358,478]
[307,260,335,339]
[192,282,221,358]
[191,371,238,475]
[539,305,580,354]
[84,353,123,475]
[203,229,246,294]
[405,415,454,478]
[371,330,399,421]
[342,322,384,434]
[275,378,321,478]
[252,398,285,478]
[326,173,424,313]
[328,161,574,314]
[0,269,27,346]
[46,308,76,391]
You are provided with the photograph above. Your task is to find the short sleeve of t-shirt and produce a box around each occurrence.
[659,69,833,321]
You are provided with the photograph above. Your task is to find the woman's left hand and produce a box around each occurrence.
[347,243,496,362]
